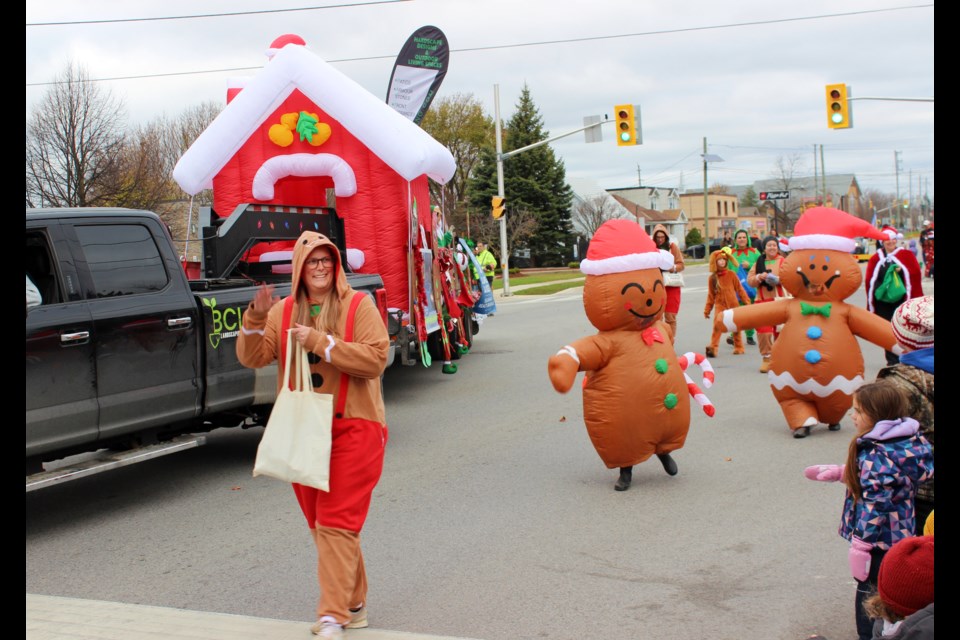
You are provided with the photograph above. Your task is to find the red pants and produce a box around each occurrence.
[665,285,681,314]
[293,417,388,533]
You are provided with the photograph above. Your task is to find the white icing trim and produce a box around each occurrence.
[721,309,736,332]
[241,326,265,336]
[580,249,674,275]
[784,234,856,252]
[323,335,336,362]
[768,371,865,397]
[557,345,580,365]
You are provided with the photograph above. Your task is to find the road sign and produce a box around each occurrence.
[759,191,790,200]
[583,115,602,143]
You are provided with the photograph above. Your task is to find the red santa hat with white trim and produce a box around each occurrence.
[880,224,903,241]
[781,206,887,252]
[580,219,674,275]
[266,34,307,59]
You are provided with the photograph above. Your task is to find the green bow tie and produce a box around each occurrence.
[800,302,831,317]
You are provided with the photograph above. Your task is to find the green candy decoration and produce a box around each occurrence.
[664,393,678,409]
[655,358,668,374]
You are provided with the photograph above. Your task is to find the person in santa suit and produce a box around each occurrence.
[865,225,924,366]
[919,222,934,278]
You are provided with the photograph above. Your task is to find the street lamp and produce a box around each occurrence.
[701,137,724,249]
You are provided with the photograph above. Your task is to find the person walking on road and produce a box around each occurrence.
[652,224,684,341]
[865,226,923,366]
[475,241,497,288]
[704,249,749,358]
[803,380,933,640]
[746,236,785,373]
[237,231,390,639]
[919,222,934,278]
[729,229,761,347]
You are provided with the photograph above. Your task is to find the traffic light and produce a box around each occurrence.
[491,196,505,219]
[825,83,852,129]
[614,104,637,146]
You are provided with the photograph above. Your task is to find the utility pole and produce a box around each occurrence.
[813,144,819,204]
[820,144,826,205]
[908,169,913,230]
[703,137,709,243]
[894,150,902,228]
[700,138,724,245]
[494,84,510,296]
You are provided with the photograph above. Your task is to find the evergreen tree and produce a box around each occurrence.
[741,185,760,208]
[467,85,573,267]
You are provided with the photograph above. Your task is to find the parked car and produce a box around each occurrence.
[852,238,874,262]
[683,239,725,260]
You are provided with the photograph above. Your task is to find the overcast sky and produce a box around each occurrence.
[26,0,934,203]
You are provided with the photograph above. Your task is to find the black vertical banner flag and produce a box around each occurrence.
[385,25,449,125]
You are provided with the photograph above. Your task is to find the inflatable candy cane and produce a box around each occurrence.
[677,352,716,417]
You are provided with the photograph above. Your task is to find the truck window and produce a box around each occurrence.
[75,224,168,297]
[25,232,61,305]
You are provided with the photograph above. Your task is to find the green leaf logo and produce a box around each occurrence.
[297,112,320,142]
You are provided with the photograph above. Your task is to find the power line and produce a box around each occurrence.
[26,4,932,87]
[25,1,411,27]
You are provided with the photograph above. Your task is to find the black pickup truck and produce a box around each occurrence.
[26,205,386,488]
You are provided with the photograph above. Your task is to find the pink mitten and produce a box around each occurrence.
[848,537,873,582]
[803,464,845,482]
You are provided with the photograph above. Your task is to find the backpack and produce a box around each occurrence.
[875,264,906,304]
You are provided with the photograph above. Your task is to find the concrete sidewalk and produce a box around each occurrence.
[27,594,482,640]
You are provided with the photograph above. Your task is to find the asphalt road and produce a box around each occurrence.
[26,265,932,640]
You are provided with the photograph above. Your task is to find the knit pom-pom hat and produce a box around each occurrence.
[877,536,934,618]
[892,296,934,351]
[580,219,674,275]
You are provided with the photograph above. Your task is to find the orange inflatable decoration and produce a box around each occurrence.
[548,220,715,491]
[717,207,899,438]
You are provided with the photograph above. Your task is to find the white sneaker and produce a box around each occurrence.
[311,616,344,639]
[346,605,368,629]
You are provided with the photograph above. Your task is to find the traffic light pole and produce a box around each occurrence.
[500,118,610,161]
[850,96,934,102]
[494,84,510,296]
[493,85,613,296]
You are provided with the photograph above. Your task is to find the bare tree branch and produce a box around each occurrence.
[768,153,808,232]
[572,194,626,238]
[26,62,126,207]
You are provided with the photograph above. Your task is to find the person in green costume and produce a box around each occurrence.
[727,229,761,346]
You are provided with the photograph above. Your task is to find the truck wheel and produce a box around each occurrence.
[467,308,479,336]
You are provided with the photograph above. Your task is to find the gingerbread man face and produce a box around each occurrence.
[780,249,862,302]
[583,268,666,332]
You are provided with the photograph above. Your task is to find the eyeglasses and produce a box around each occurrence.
[305,257,334,269]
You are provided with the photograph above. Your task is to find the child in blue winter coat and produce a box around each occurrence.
[804,380,933,640]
